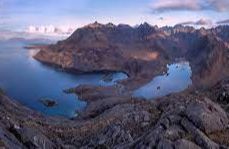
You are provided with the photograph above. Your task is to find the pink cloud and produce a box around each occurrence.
[150,0,229,12]
[217,19,229,24]
[176,18,213,26]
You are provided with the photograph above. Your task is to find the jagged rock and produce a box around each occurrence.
[122,95,228,148]
[9,126,55,148]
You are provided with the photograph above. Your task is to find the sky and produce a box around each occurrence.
[0,0,229,31]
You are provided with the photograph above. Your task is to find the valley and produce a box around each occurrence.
[0,22,228,148]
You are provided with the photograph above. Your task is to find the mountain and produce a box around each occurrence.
[34,22,229,88]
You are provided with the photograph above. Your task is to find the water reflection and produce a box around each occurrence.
[0,40,127,117]
[133,62,192,99]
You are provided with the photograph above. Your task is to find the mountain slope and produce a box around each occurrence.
[35,22,229,88]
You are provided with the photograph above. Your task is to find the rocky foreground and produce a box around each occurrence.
[0,23,229,148]
[0,78,229,148]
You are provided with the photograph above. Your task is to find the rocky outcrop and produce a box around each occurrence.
[129,94,228,148]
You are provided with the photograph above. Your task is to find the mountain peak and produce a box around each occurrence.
[85,21,104,28]
[105,22,116,28]
[139,22,151,28]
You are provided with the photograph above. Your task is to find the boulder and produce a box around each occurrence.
[185,98,229,134]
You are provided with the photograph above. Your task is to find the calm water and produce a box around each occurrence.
[133,62,192,99]
[0,40,127,117]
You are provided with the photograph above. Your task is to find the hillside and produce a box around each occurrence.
[35,22,229,88]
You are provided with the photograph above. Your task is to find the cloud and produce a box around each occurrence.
[151,0,199,12]
[216,19,229,24]
[176,18,213,26]
[27,25,74,35]
[195,19,213,25]
[208,0,229,12]
[150,0,229,12]
[176,21,196,26]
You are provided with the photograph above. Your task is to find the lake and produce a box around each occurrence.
[0,40,128,117]
[133,62,192,99]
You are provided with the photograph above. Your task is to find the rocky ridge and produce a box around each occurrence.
[35,22,229,88]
